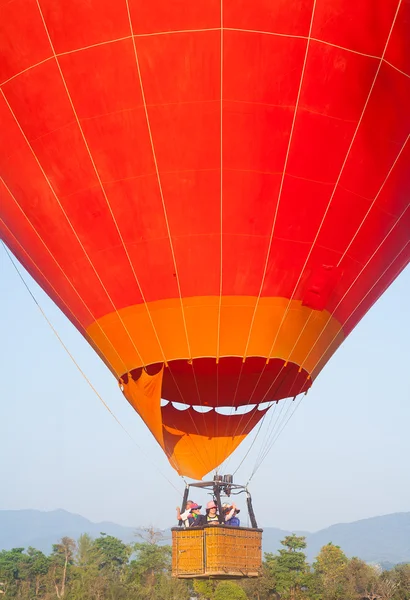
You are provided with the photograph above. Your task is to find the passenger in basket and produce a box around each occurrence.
[176,500,196,527]
[205,500,220,525]
[188,503,205,527]
[189,503,206,527]
[223,502,241,527]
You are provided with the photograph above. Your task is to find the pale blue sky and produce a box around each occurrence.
[0,244,409,532]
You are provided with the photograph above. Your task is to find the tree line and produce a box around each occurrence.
[0,530,409,600]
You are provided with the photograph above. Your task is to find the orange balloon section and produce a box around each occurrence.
[0,0,409,479]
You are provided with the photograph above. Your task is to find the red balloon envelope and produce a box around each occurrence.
[1,0,409,479]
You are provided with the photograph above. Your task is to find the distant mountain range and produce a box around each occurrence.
[262,512,410,565]
[1,509,409,565]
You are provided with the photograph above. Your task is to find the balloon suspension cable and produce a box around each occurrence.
[241,369,305,480]
[229,408,272,477]
[246,391,306,486]
[252,395,293,471]
[223,367,298,477]
[2,242,181,494]
[227,394,285,479]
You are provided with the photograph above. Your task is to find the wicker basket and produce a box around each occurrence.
[172,526,262,578]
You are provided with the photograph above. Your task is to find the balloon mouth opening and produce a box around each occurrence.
[160,399,275,414]
[121,355,311,408]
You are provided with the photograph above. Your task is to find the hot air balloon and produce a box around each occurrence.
[1,0,409,492]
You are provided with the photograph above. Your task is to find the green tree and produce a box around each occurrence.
[132,543,171,579]
[92,533,131,574]
[131,533,171,585]
[0,548,27,597]
[72,534,131,600]
[127,528,187,600]
[378,572,399,600]
[193,579,217,599]
[70,534,107,600]
[312,543,348,600]
[151,573,190,600]
[266,534,308,600]
[391,564,410,600]
[76,533,94,567]
[240,563,276,600]
[26,547,50,597]
[241,563,276,600]
[343,557,380,600]
[50,536,76,598]
[214,580,248,600]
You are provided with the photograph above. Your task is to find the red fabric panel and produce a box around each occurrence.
[274,177,333,245]
[129,0,220,34]
[299,42,379,121]
[58,39,143,119]
[40,0,130,54]
[339,64,410,198]
[158,170,221,298]
[223,102,293,173]
[0,0,51,82]
[224,30,307,106]
[286,111,356,183]
[375,142,410,217]
[312,0,399,56]
[79,108,154,182]
[148,102,220,172]
[3,60,74,141]
[224,0,314,36]
[136,31,220,104]
[384,0,410,74]
[302,266,342,311]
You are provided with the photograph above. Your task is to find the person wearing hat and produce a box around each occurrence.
[187,503,204,527]
[176,500,192,527]
[205,500,220,525]
[176,501,205,527]
[177,500,201,527]
[222,502,241,527]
